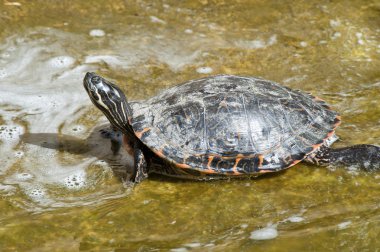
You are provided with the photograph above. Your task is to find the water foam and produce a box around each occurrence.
[337,221,352,230]
[250,225,278,240]
[0,28,110,209]
[89,29,106,37]
[63,170,87,190]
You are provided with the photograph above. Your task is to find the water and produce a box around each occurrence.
[0,0,379,251]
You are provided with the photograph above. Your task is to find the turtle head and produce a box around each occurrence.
[83,72,133,134]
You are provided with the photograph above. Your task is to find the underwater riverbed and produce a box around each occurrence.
[0,0,379,251]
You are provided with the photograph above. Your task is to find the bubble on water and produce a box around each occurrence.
[286,216,305,223]
[89,29,106,37]
[184,242,201,248]
[241,223,249,229]
[250,226,278,240]
[143,199,152,205]
[15,173,33,181]
[14,151,24,158]
[170,248,188,252]
[300,41,307,47]
[196,66,213,74]
[48,56,75,68]
[184,29,193,34]
[71,124,85,134]
[337,221,352,230]
[0,125,24,142]
[26,186,46,199]
[64,171,86,190]
[331,32,341,40]
[150,16,166,25]
[329,19,341,27]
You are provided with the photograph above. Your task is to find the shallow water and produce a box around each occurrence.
[0,0,379,251]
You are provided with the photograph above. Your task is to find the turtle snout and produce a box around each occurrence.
[85,72,95,79]
[85,72,102,85]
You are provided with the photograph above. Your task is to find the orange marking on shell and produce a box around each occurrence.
[334,115,342,127]
[154,149,165,158]
[288,159,303,168]
[326,130,335,138]
[207,156,214,170]
[175,163,191,169]
[312,142,324,151]
[232,158,242,174]
[135,127,151,139]
[257,154,264,168]
[320,115,341,144]
[258,169,276,173]
[201,168,216,174]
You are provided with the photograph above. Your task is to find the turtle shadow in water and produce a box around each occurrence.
[20,124,135,183]
[146,167,289,184]
[20,125,289,184]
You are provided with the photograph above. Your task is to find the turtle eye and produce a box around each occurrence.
[91,76,101,85]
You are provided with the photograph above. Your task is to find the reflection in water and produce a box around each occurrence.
[0,0,379,251]
[3,124,134,212]
[20,125,135,182]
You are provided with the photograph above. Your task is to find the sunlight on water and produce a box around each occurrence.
[0,0,379,251]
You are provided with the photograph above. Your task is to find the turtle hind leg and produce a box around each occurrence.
[99,127,122,155]
[305,144,380,171]
[133,147,148,183]
[329,145,380,171]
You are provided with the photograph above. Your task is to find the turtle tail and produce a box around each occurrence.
[307,144,380,171]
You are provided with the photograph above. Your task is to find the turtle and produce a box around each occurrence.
[83,72,380,182]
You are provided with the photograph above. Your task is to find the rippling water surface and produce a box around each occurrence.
[0,0,379,251]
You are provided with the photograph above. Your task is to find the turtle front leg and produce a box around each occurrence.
[133,146,148,183]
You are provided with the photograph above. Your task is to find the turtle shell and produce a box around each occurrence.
[130,75,341,176]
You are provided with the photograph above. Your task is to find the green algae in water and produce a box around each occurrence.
[0,0,379,251]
